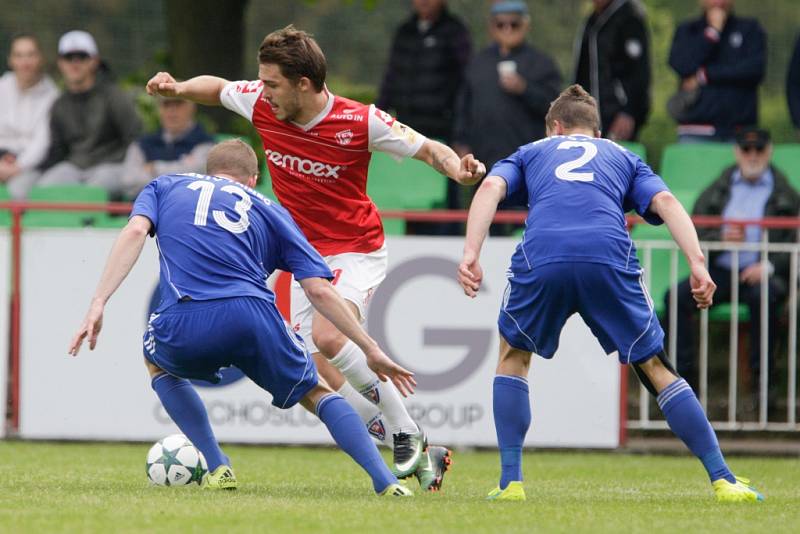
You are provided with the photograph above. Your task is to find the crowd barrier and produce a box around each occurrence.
[634,218,800,432]
[2,201,798,444]
[0,202,619,447]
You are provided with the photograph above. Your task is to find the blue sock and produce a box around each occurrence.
[316,394,396,493]
[493,375,531,489]
[151,373,229,471]
[657,378,735,483]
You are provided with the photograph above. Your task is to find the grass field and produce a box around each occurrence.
[0,441,798,533]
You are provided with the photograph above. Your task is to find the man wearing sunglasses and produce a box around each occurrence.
[453,0,561,174]
[665,127,800,402]
[33,30,141,198]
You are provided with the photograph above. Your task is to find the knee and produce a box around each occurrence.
[144,357,165,378]
[311,324,347,358]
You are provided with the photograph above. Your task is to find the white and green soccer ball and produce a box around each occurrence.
[146,434,207,486]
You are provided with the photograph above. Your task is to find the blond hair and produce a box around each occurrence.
[206,139,259,182]
[545,84,601,133]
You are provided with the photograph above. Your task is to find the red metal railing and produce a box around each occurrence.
[2,200,799,440]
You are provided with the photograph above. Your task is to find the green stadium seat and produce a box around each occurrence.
[772,144,800,191]
[214,133,240,143]
[0,184,10,227]
[632,209,749,321]
[660,143,735,191]
[366,152,448,235]
[23,185,110,228]
[619,141,647,162]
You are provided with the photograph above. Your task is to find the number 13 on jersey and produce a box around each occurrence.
[188,180,253,234]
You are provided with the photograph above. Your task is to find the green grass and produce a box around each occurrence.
[0,442,797,533]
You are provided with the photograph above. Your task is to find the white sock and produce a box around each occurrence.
[337,381,392,449]
[330,340,418,436]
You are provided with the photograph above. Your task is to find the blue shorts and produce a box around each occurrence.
[143,296,318,408]
[498,262,664,364]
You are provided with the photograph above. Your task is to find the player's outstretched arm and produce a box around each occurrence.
[459,175,507,298]
[68,216,152,356]
[413,139,486,185]
[145,72,228,106]
[649,191,716,308]
[298,277,416,396]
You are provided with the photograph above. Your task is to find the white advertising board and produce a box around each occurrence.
[19,231,619,447]
[0,231,8,438]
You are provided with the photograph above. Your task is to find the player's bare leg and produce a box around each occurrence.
[634,354,763,502]
[299,378,411,496]
[143,358,236,489]
[312,302,430,480]
[487,337,532,501]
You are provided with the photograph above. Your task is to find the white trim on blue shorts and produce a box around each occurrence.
[626,269,656,364]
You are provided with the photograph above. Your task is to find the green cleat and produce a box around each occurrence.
[415,446,452,492]
[487,481,526,501]
[392,429,428,479]
[713,476,764,503]
[202,465,238,490]
[379,483,414,497]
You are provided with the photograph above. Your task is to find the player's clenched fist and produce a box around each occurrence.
[459,154,486,185]
[146,71,180,97]
[458,251,483,298]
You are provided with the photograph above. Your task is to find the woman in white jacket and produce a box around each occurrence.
[0,34,59,199]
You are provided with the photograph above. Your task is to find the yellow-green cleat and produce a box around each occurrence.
[713,476,764,502]
[487,481,526,501]
[379,483,414,497]
[202,465,238,490]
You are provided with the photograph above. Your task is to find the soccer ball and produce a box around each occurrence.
[146,434,207,486]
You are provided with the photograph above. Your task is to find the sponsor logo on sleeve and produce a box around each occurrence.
[390,121,417,146]
[237,80,263,94]
[374,107,395,127]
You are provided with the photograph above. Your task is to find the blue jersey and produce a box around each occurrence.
[131,173,333,312]
[491,135,668,272]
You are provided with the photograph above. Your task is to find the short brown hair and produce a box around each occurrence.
[258,25,326,92]
[545,84,601,133]
[206,139,259,182]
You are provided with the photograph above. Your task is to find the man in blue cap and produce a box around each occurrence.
[453,0,562,173]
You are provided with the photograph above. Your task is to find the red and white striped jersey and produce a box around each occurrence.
[220,81,426,256]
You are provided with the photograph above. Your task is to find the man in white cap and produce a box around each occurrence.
[33,31,141,198]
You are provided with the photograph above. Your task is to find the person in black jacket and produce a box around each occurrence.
[787,33,800,132]
[574,0,650,141]
[377,0,471,143]
[452,0,561,171]
[668,0,765,142]
[377,0,471,233]
[664,129,800,396]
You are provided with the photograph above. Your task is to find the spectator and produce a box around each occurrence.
[664,128,800,396]
[376,0,470,234]
[668,0,765,143]
[787,33,800,132]
[452,0,561,171]
[573,0,650,141]
[377,0,470,143]
[0,34,59,199]
[35,30,142,196]
[120,96,213,199]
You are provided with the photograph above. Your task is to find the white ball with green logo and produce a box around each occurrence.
[146,434,207,486]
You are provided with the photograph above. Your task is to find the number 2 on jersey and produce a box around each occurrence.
[188,180,252,234]
[554,141,598,182]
